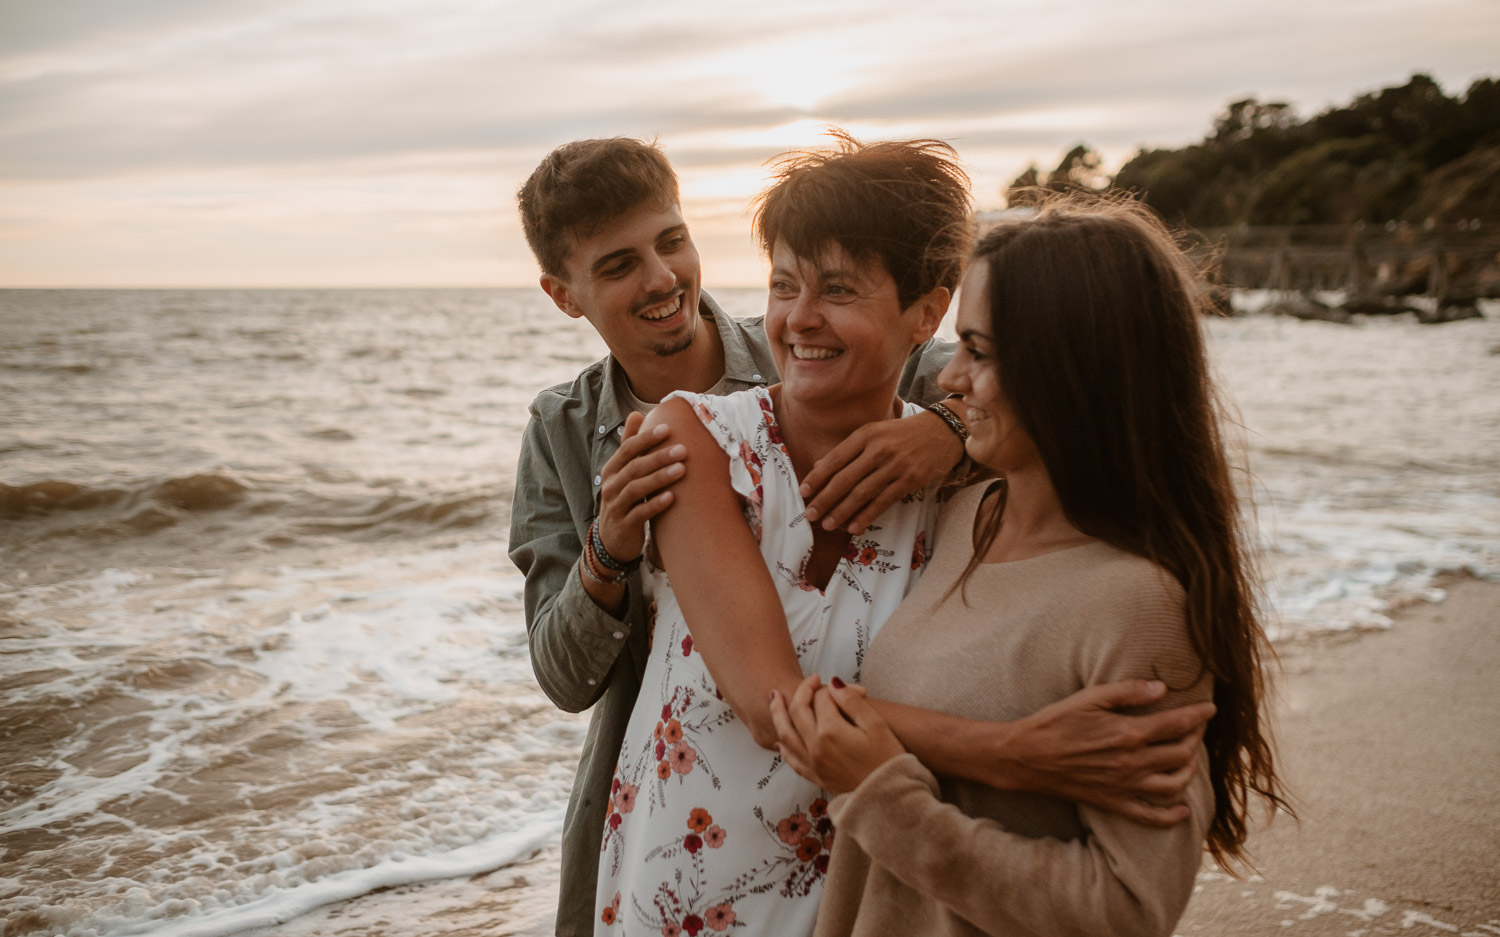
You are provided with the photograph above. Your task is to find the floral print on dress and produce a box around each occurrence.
[595,388,939,936]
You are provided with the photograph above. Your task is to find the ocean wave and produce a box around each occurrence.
[0,474,508,553]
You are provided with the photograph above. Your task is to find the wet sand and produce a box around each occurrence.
[248,578,1500,937]
[1176,576,1500,935]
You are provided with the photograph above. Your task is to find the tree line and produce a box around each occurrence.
[1008,74,1500,228]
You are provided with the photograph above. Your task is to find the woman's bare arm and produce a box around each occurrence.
[642,398,806,749]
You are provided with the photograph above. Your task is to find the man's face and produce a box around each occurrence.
[541,202,703,367]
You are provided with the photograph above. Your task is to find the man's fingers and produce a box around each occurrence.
[1071,679,1170,712]
[800,442,867,521]
[619,410,645,443]
[838,478,909,536]
[613,458,687,506]
[602,421,672,476]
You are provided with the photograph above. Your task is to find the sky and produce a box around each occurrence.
[1,0,1496,288]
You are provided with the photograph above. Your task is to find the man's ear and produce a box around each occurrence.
[906,286,951,345]
[540,274,585,320]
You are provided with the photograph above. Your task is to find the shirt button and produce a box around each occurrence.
[612,631,624,640]
[587,678,597,686]
[752,373,762,381]
[597,424,607,435]
[594,474,602,486]
[616,426,624,435]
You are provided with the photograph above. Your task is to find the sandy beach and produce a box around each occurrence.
[237,576,1500,937]
[1175,575,1500,935]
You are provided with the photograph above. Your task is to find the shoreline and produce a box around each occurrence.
[243,577,1500,937]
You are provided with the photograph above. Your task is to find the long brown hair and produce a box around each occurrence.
[962,193,1290,868]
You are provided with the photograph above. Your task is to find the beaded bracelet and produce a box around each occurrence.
[926,397,970,442]
[590,517,641,574]
[580,533,627,586]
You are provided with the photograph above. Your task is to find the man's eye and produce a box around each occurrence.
[602,261,632,278]
[661,236,685,252]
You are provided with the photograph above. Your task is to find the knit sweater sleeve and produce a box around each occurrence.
[827,568,1213,937]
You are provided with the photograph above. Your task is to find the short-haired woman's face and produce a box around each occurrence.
[938,264,1032,472]
[765,240,934,410]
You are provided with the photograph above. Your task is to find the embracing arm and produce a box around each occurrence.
[643,398,806,749]
[873,684,1211,824]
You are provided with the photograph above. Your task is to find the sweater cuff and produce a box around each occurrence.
[828,753,940,834]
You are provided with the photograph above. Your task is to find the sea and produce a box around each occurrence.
[2,288,1497,937]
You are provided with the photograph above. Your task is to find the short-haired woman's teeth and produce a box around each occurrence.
[792,346,842,360]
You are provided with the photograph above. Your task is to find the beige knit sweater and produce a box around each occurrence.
[815,482,1215,937]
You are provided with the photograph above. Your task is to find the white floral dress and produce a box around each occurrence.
[595,387,939,937]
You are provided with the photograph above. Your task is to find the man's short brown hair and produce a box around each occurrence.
[753,131,973,308]
[517,138,681,279]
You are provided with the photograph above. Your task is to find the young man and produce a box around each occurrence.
[510,138,1213,937]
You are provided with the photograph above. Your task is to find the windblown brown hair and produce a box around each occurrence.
[958,192,1291,869]
[752,130,974,308]
[517,137,680,278]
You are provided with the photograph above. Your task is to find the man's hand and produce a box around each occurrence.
[595,411,687,563]
[800,409,963,535]
[992,680,1215,826]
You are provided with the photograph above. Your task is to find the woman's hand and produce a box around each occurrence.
[771,674,907,794]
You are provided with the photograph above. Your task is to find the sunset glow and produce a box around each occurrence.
[2,0,1496,287]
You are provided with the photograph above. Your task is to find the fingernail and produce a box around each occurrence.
[653,424,669,437]
[799,484,811,497]
[668,463,684,477]
[1147,680,1165,693]
[847,523,863,535]
[822,517,838,531]
[804,506,818,521]
[769,691,777,703]
[669,445,686,458]
[830,676,846,689]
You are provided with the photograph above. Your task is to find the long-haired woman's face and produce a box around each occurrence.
[938,264,1033,472]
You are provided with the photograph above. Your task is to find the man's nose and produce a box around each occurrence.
[643,252,677,293]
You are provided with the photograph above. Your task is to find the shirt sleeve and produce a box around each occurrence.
[829,582,1213,937]
[897,337,956,407]
[507,405,634,713]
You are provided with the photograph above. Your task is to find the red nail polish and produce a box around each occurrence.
[830,676,846,689]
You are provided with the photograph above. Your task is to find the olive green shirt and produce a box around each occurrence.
[507,292,952,936]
